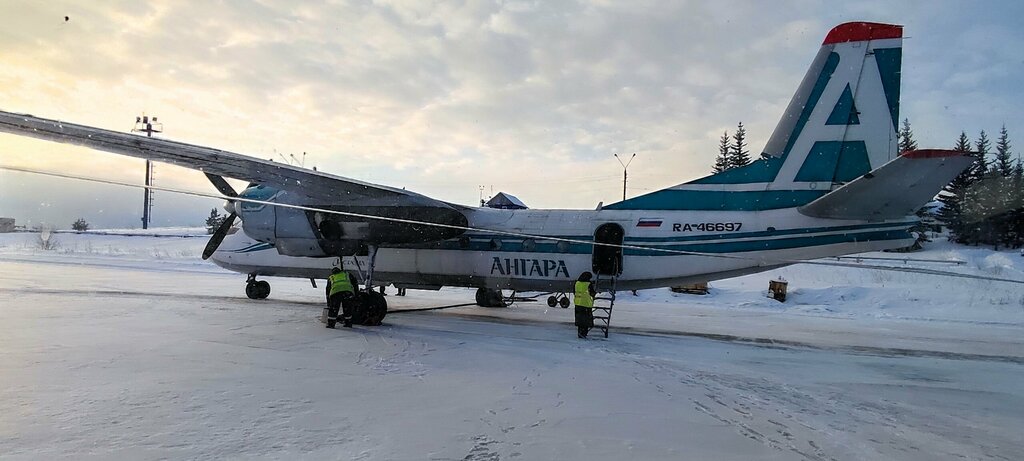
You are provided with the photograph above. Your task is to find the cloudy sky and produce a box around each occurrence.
[1,0,1021,228]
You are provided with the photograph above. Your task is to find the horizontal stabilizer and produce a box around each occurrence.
[798,149,974,220]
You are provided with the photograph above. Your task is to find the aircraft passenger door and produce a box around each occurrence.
[592,223,624,276]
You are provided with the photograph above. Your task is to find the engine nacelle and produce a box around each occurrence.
[237,185,326,257]
[237,184,468,257]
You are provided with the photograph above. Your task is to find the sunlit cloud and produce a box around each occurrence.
[1,0,1021,228]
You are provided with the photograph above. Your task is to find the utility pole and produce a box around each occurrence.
[132,115,163,229]
[614,153,636,201]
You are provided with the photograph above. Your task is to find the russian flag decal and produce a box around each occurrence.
[636,218,663,228]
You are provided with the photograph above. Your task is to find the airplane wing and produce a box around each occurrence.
[0,110,448,208]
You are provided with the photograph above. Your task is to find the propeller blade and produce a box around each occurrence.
[202,213,237,260]
[204,173,238,198]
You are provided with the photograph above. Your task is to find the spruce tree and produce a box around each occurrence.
[898,118,918,153]
[995,125,1014,177]
[990,126,1016,245]
[937,132,974,242]
[71,218,90,232]
[1011,160,1024,247]
[974,130,992,177]
[964,130,999,247]
[897,121,932,244]
[206,208,226,235]
[713,131,731,173]
[729,122,751,168]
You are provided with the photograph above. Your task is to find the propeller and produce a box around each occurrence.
[202,173,239,260]
[203,212,237,260]
[205,173,238,199]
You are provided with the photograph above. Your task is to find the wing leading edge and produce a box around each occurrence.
[0,110,449,208]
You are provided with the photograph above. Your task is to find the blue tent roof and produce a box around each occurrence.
[486,192,528,209]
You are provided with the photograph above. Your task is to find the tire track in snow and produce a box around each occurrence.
[8,287,1024,364]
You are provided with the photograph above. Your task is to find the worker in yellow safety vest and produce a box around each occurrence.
[573,271,597,338]
[325,267,357,329]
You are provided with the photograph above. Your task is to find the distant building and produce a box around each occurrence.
[0,217,14,233]
[485,192,528,210]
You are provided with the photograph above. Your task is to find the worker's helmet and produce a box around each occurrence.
[331,267,341,274]
[578,271,593,282]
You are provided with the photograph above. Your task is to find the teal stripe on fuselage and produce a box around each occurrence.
[603,189,828,211]
[621,229,910,256]
[228,242,274,253]
[423,222,914,255]
[621,221,914,243]
[455,221,913,245]
[685,156,785,185]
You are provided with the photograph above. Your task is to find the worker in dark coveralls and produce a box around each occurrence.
[573,271,597,338]
[326,267,357,329]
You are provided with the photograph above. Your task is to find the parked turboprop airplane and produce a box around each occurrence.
[0,22,974,324]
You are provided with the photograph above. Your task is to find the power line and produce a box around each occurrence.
[2,163,1020,286]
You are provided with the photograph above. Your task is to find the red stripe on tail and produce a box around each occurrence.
[823,22,902,45]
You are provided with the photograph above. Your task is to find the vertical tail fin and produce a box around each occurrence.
[608,22,904,211]
[760,22,903,184]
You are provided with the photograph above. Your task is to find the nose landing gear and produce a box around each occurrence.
[245,274,271,299]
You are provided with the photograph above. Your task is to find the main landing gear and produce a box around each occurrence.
[358,245,388,325]
[245,274,271,300]
[325,245,388,329]
[325,290,388,329]
[353,290,387,326]
[475,288,511,308]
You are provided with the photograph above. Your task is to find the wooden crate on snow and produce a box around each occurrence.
[670,282,709,295]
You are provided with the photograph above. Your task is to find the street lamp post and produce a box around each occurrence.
[132,115,163,229]
[614,153,636,201]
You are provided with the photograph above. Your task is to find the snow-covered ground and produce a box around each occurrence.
[1,231,1022,460]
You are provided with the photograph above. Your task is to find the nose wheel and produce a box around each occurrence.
[245,274,271,299]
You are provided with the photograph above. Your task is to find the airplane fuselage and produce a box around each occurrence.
[210,206,916,291]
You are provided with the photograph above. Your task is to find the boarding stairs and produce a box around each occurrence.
[591,275,617,338]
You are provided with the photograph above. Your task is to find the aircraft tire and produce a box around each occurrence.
[475,288,506,308]
[256,281,271,299]
[559,297,570,309]
[352,290,372,323]
[364,291,388,326]
[488,289,507,308]
[547,296,557,307]
[245,282,260,299]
